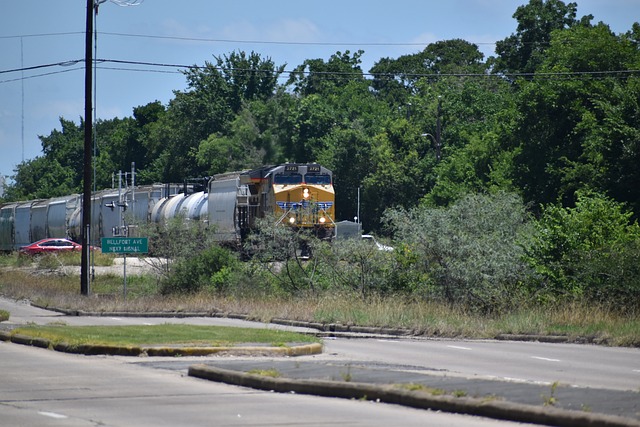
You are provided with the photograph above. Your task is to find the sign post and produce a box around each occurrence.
[101,237,148,299]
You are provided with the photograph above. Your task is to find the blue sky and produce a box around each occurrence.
[1,0,638,183]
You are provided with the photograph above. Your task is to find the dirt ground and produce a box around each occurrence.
[60,257,166,277]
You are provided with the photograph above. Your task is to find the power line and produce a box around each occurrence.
[0,30,497,48]
[99,31,494,48]
[1,57,639,85]
[0,60,83,75]
[0,66,83,84]
[0,32,84,40]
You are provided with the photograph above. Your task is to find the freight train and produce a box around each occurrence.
[0,163,336,252]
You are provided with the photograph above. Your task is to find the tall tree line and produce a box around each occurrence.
[4,0,640,233]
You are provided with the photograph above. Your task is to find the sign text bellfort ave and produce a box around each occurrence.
[101,237,148,254]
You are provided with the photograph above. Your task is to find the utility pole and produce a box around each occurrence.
[81,0,94,296]
[81,0,143,295]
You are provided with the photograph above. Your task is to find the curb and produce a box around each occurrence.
[188,364,640,427]
[33,305,601,345]
[0,330,322,358]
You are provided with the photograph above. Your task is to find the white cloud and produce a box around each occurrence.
[218,17,322,43]
[265,18,322,43]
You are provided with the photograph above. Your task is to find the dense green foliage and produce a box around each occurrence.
[526,191,640,309]
[2,1,639,313]
[148,191,639,313]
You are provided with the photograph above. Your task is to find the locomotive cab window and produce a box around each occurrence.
[274,173,302,185]
[304,174,331,185]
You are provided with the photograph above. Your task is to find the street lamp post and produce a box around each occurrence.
[420,133,440,161]
[421,96,442,161]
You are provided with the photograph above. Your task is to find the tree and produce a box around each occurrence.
[195,107,266,175]
[287,50,365,97]
[7,118,84,200]
[493,0,587,75]
[143,51,284,182]
[6,157,77,200]
[508,23,640,210]
[361,119,432,231]
[371,39,487,106]
[216,51,284,113]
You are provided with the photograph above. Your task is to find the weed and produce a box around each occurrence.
[396,383,446,396]
[542,381,560,406]
[248,369,281,378]
[1,268,639,347]
[341,365,353,382]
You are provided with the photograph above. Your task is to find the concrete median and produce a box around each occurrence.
[188,364,640,427]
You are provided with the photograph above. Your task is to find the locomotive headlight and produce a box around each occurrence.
[289,216,296,224]
[302,188,310,199]
[318,216,326,224]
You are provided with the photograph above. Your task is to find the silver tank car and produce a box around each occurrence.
[0,163,336,251]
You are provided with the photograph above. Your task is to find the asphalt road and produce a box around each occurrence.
[1,297,639,425]
[2,342,527,427]
[321,336,640,391]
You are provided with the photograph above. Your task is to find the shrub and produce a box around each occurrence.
[576,239,640,313]
[160,245,239,294]
[385,192,535,313]
[526,191,640,307]
[316,237,400,298]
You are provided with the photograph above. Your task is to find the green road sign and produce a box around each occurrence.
[101,237,148,254]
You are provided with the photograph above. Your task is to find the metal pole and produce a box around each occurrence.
[357,186,361,233]
[81,0,94,296]
[435,96,442,162]
[118,170,127,300]
[131,162,135,221]
[123,253,127,300]
[21,36,24,163]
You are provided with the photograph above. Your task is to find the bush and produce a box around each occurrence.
[576,239,640,313]
[316,237,400,298]
[243,216,328,296]
[526,191,640,307]
[139,214,219,278]
[160,245,239,294]
[385,192,535,313]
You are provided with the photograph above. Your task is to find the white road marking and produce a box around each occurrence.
[633,369,640,373]
[447,345,472,351]
[531,356,561,362]
[38,411,68,419]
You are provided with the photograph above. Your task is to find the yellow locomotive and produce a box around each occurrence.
[210,163,335,241]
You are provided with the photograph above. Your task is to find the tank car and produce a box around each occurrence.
[0,163,336,251]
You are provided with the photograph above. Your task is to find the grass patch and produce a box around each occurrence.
[1,268,639,347]
[0,309,9,322]
[9,251,116,269]
[396,383,447,396]
[395,383,468,398]
[247,368,282,378]
[10,324,319,348]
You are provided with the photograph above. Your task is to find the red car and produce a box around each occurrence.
[19,238,85,255]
